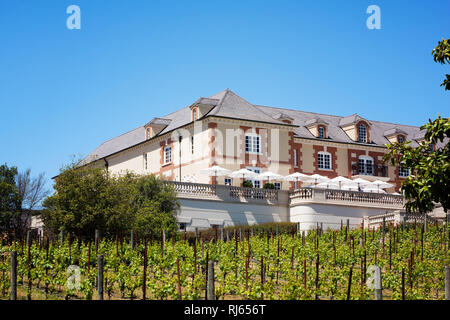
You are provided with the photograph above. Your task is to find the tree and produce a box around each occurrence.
[383,115,449,213]
[432,38,450,90]
[133,175,179,238]
[42,162,180,238]
[16,169,50,210]
[0,164,21,236]
[382,39,450,214]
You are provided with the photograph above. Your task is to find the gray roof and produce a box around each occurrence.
[383,127,408,137]
[79,89,424,165]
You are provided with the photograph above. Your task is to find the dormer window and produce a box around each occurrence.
[192,107,198,121]
[318,126,326,139]
[146,127,151,140]
[397,135,405,143]
[358,123,367,143]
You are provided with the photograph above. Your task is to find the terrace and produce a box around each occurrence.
[166,181,405,209]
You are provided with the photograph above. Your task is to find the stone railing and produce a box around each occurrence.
[289,187,404,209]
[166,182,405,209]
[365,211,440,229]
[165,181,283,204]
[325,189,404,206]
[167,181,217,197]
[229,186,278,202]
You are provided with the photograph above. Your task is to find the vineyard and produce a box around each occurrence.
[0,223,449,300]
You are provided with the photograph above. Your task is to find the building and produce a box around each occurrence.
[79,89,427,231]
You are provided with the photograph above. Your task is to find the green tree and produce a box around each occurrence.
[382,39,449,214]
[0,164,22,236]
[133,175,179,238]
[42,162,180,238]
[432,38,450,90]
[383,115,449,213]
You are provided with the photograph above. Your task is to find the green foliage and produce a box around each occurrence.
[242,180,253,188]
[263,183,275,189]
[432,38,450,90]
[0,164,21,234]
[383,115,449,213]
[42,163,179,238]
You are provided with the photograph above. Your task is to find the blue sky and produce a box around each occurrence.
[0,0,449,188]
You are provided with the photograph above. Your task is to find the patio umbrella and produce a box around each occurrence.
[330,176,353,189]
[372,180,394,192]
[315,181,340,189]
[257,171,284,182]
[352,177,372,190]
[341,184,359,191]
[284,172,311,188]
[229,168,260,181]
[303,174,329,185]
[200,165,232,184]
[362,185,387,193]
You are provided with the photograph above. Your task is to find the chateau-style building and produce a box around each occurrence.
[79,89,426,230]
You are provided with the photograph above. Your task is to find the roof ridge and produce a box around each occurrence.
[256,104,420,128]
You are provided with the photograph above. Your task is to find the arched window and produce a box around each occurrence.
[317,151,332,170]
[397,135,404,143]
[358,155,374,175]
[192,108,198,121]
[146,128,151,140]
[358,123,367,143]
[318,126,325,139]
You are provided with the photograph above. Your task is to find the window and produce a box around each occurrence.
[246,167,261,188]
[191,136,194,155]
[245,134,261,154]
[398,135,404,143]
[274,182,281,190]
[143,153,148,170]
[293,149,298,167]
[429,143,434,152]
[358,156,374,175]
[318,126,325,139]
[164,146,172,164]
[317,152,331,170]
[192,108,198,121]
[294,181,298,190]
[146,128,151,140]
[399,166,410,178]
[358,123,367,143]
[225,178,232,186]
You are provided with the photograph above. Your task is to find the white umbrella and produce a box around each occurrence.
[229,168,260,180]
[331,176,353,189]
[303,174,329,185]
[341,184,359,191]
[257,171,284,182]
[362,184,386,193]
[200,165,232,184]
[352,177,372,188]
[284,172,311,189]
[315,181,340,189]
[372,180,394,192]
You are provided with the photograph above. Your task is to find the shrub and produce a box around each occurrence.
[242,180,253,188]
[263,182,275,189]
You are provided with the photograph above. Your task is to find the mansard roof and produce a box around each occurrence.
[79,89,423,165]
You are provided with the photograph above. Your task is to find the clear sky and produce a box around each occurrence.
[0,0,449,188]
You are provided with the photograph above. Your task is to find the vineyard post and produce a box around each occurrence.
[97,255,104,300]
[143,242,147,300]
[130,230,134,252]
[60,230,64,246]
[207,260,215,300]
[220,228,224,242]
[10,251,17,300]
[26,229,31,248]
[445,266,450,300]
